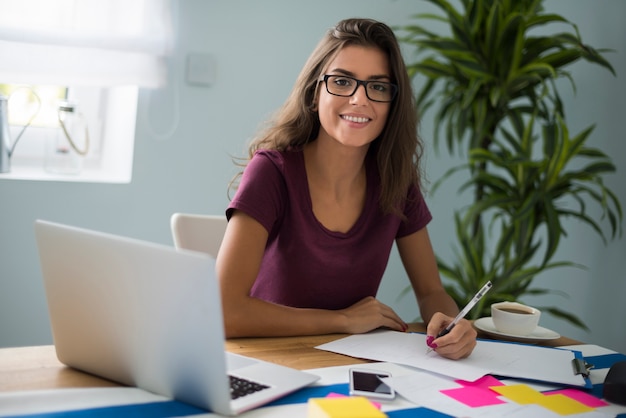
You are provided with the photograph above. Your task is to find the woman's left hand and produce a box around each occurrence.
[426,312,477,359]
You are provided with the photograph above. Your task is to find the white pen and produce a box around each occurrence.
[426,281,493,353]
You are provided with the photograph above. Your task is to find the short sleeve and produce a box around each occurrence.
[396,184,432,238]
[226,151,287,234]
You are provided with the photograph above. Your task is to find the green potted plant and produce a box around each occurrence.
[397,0,623,329]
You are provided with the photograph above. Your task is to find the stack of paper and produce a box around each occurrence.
[315,330,589,387]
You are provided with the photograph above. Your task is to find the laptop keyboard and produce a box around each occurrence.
[229,375,270,400]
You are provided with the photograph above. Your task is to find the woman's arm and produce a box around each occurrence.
[396,227,477,359]
[215,210,407,338]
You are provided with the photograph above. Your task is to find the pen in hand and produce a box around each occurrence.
[426,281,492,354]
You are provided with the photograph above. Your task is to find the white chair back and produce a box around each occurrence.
[170,213,227,258]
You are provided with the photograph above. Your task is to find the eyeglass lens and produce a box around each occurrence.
[323,75,397,102]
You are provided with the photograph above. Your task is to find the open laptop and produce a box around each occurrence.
[34,220,319,416]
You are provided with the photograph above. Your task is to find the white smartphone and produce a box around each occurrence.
[349,368,396,400]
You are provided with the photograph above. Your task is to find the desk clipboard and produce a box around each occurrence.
[478,338,593,388]
[483,340,593,388]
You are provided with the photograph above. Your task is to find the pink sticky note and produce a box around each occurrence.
[441,386,507,407]
[455,375,505,389]
[544,388,609,408]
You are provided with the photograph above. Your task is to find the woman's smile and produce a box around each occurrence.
[315,45,392,149]
[341,114,371,124]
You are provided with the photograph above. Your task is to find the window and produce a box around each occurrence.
[0,0,173,183]
[2,84,138,182]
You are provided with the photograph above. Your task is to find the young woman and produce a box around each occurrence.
[216,18,476,359]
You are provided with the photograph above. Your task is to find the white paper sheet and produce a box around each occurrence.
[315,330,588,387]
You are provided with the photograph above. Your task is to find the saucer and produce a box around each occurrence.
[474,317,560,343]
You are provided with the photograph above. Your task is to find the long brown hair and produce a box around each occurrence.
[233,18,423,215]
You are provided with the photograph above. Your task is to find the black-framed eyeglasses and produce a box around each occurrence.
[320,74,398,103]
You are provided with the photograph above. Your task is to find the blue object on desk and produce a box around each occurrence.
[3,401,206,418]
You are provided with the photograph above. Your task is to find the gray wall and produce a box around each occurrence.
[1,0,624,353]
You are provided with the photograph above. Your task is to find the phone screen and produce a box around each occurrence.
[350,369,395,399]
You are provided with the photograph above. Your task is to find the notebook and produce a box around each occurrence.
[34,220,319,416]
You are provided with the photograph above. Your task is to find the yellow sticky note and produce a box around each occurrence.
[307,396,387,418]
[490,384,544,404]
[538,394,595,415]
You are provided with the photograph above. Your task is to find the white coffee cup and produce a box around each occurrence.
[491,301,541,336]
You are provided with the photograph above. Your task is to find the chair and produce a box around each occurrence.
[170,213,228,258]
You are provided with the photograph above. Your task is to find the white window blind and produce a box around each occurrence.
[0,0,174,87]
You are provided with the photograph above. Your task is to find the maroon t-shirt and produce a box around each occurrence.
[226,149,432,310]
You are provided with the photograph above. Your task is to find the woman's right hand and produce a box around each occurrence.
[337,296,408,334]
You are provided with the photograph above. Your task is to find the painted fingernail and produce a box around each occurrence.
[426,335,435,347]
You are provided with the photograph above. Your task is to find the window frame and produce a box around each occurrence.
[2,85,138,183]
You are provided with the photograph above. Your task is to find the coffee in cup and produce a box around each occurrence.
[491,301,540,336]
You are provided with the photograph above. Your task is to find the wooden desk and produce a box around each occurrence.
[0,323,581,392]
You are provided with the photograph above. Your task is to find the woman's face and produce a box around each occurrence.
[315,45,392,150]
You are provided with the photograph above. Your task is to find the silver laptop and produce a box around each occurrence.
[34,220,319,416]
